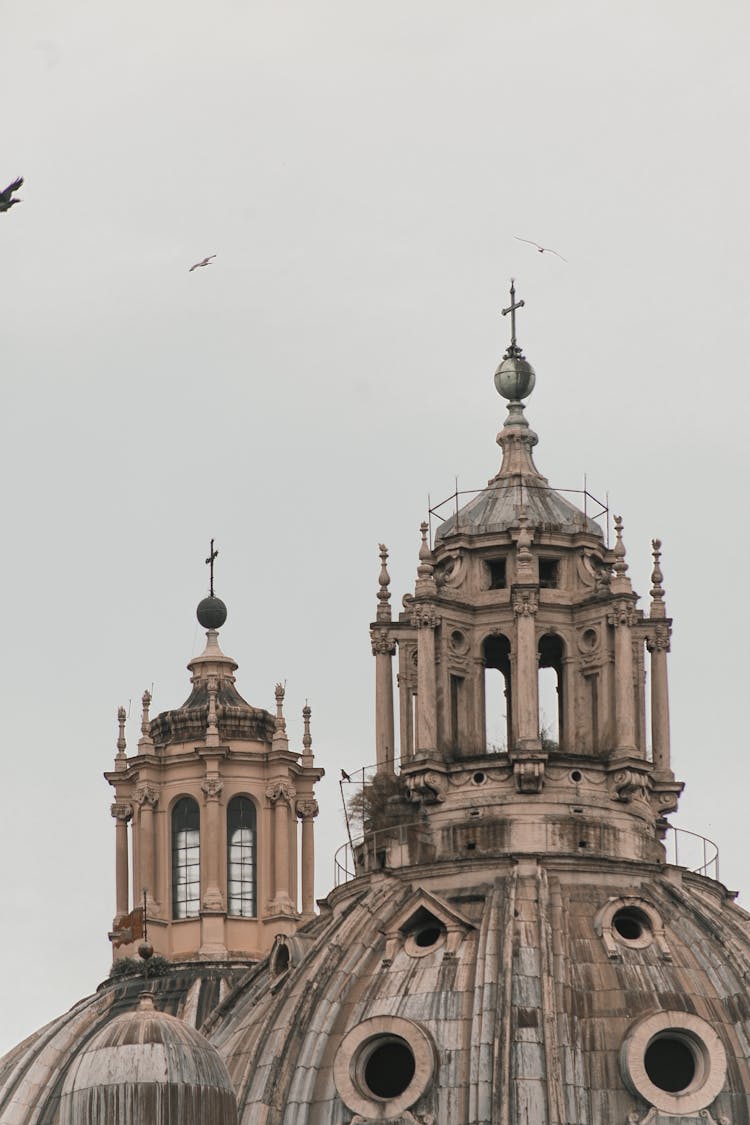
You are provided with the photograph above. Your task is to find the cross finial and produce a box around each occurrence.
[205,539,218,597]
[501,278,525,351]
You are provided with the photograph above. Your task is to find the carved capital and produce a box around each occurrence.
[410,606,439,629]
[405,769,447,804]
[201,777,224,800]
[512,591,538,617]
[608,599,637,627]
[371,629,397,656]
[110,801,133,822]
[296,797,319,819]
[266,780,296,805]
[646,624,671,653]
[134,784,159,809]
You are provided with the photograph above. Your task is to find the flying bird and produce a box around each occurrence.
[0,177,23,212]
[514,236,567,262]
[189,254,216,272]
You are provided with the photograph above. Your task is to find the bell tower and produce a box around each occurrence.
[370,282,682,868]
[106,560,323,963]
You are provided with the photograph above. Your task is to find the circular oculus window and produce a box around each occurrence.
[621,1010,727,1114]
[333,1016,436,1118]
[404,921,446,958]
[611,906,653,949]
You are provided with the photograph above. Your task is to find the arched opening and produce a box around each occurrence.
[227,796,257,917]
[483,634,511,753]
[172,797,200,919]
[538,634,564,750]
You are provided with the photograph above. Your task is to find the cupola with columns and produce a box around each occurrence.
[105,552,323,963]
[370,282,682,870]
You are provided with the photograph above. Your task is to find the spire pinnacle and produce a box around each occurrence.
[205,538,218,598]
[273,682,289,751]
[115,705,127,768]
[138,690,154,751]
[302,701,313,762]
[495,280,536,405]
[376,543,392,622]
[650,538,666,617]
[613,516,628,577]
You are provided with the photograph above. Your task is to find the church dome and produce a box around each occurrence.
[58,993,238,1125]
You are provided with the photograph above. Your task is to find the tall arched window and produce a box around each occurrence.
[483,634,512,752]
[172,797,200,919]
[227,796,257,917]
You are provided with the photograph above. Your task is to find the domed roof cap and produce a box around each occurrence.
[58,992,238,1124]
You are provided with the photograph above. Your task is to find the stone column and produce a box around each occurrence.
[412,608,439,753]
[134,785,159,909]
[111,802,132,920]
[513,590,540,749]
[372,630,396,772]
[611,600,637,754]
[296,798,319,916]
[267,781,296,914]
[201,777,224,911]
[647,624,671,772]
[561,655,576,753]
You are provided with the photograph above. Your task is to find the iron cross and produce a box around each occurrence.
[205,539,218,597]
[502,279,525,348]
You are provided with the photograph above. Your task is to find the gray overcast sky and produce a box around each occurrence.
[2,1,749,1054]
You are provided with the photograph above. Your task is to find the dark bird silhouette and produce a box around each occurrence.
[0,177,23,212]
[340,769,352,782]
[189,254,216,272]
[514,235,567,262]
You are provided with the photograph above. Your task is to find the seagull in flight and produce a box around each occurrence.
[0,177,23,212]
[514,236,567,262]
[189,254,216,272]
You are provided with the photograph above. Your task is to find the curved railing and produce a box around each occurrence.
[334,821,430,887]
[334,821,721,887]
[664,825,720,881]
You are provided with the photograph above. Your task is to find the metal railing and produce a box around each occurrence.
[664,825,719,881]
[334,820,431,887]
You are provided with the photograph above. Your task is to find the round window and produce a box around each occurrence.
[404,920,446,958]
[620,1011,727,1114]
[333,1016,436,1118]
[612,906,653,948]
[359,1036,415,1100]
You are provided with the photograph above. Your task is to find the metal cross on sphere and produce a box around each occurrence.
[205,539,219,597]
[502,278,525,349]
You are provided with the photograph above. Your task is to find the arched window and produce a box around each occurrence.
[483,634,512,752]
[538,634,564,750]
[227,796,257,917]
[172,797,200,919]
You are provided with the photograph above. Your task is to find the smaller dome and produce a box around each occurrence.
[197,595,227,630]
[58,992,238,1125]
[494,353,536,401]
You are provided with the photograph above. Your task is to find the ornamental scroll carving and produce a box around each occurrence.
[513,759,545,793]
[646,624,671,653]
[134,785,159,808]
[512,591,538,617]
[110,801,133,822]
[371,629,397,656]
[609,768,650,804]
[266,780,296,805]
[201,777,224,800]
[296,797,319,819]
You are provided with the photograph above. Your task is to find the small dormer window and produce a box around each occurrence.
[539,558,559,588]
[488,558,507,589]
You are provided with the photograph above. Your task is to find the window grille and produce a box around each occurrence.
[227,796,257,917]
[172,797,200,919]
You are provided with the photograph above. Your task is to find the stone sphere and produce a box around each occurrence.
[494,355,536,401]
[197,596,227,630]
